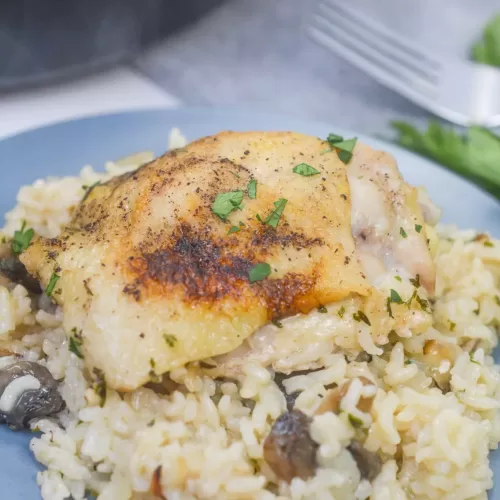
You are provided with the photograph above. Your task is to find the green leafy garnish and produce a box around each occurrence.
[228,226,241,235]
[471,14,500,67]
[400,227,407,238]
[386,298,394,318]
[212,190,244,220]
[348,413,364,428]
[495,296,500,306]
[338,305,345,318]
[45,273,60,297]
[392,121,500,199]
[272,319,284,328]
[353,310,371,326]
[163,334,177,347]
[484,240,494,247]
[248,179,257,199]
[293,163,320,176]
[394,275,402,282]
[318,305,328,313]
[449,321,456,332]
[327,133,344,145]
[92,368,107,408]
[415,294,430,312]
[323,134,357,163]
[256,213,264,223]
[265,198,288,228]
[249,262,271,283]
[470,353,481,365]
[390,289,404,304]
[415,224,423,233]
[69,331,84,359]
[409,274,421,288]
[231,171,241,179]
[11,221,34,255]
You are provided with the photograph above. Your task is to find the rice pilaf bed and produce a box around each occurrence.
[1,129,500,500]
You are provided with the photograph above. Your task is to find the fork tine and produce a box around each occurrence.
[309,9,437,96]
[307,18,437,109]
[318,1,438,83]
[321,0,440,74]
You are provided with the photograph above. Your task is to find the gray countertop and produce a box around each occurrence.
[136,0,499,135]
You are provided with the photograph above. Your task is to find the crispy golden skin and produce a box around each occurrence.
[21,132,372,390]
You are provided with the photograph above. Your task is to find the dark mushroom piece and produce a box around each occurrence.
[0,361,64,429]
[263,409,318,482]
[0,257,41,294]
[347,440,382,481]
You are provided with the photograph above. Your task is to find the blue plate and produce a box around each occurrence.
[0,108,499,499]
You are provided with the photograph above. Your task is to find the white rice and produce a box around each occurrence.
[1,128,500,500]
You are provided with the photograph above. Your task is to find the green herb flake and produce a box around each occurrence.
[409,274,421,288]
[149,358,162,383]
[484,240,494,247]
[400,227,408,238]
[386,298,393,319]
[353,310,371,326]
[469,353,481,365]
[334,138,358,164]
[449,321,456,332]
[212,190,244,220]
[228,226,241,235]
[248,179,257,199]
[69,335,84,359]
[256,213,264,223]
[338,305,346,318]
[11,221,35,255]
[394,275,402,282]
[327,133,344,145]
[163,334,177,347]
[406,290,418,308]
[293,163,320,176]
[272,319,284,328]
[231,171,241,179]
[265,198,288,228]
[415,294,430,312]
[45,272,60,297]
[474,306,480,315]
[318,305,328,313]
[347,413,364,428]
[495,296,500,306]
[249,262,272,283]
[415,224,423,233]
[404,359,413,365]
[92,368,107,408]
[390,289,404,304]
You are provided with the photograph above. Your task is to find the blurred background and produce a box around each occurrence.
[0,0,499,139]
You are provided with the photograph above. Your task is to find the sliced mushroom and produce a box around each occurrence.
[316,377,375,416]
[347,440,382,481]
[0,361,64,429]
[0,257,41,294]
[420,340,459,392]
[263,409,318,482]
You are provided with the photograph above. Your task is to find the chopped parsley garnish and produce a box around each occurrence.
[45,272,60,297]
[212,190,244,220]
[400,227,408,238]
[265,198,288,228]
[318,305,328,313]
[327,133,344,145]
[149,358,161,382]
[484,240,494,247]
[338,305,346,318]
[474,306,480,315]
[390,289,404,304]
[404,359,413,365]
[415,224,423,233]
[272,319,284,328]
[394,276,402,282]
[293,163,320,176]
[386,298,394,318]
[163,334,177,347]
[449,321,456,332]
[415,295,429,312]
[231,171,241,179]
[469,353,481,365]
[11,221,34,255]
[69,332,84,359]
[333,138,358,164]
[256,213,264,223]
[92,368,107,408]
[248,179,257,199]
[249,262,271,283]
[83,180,101,199]
[495,296,500,306]
[228,226,241,234]
[353,310,371,326]
[409,274,421,288]
[348,413,364,428]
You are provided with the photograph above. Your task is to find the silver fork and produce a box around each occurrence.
[307,0,500,128]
